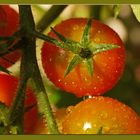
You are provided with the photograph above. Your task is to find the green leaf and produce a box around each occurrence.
[113,5,120,18]
[0,102,9,126]
[86,58,94,76]
[51,27,81,53]
[34,31,80,54]
[0,102,9,134]
[64,55,82,77]
[89,43,120,55]
[131,5,140,23]
[97,127,103,134]
[81,18,92,45]
[0,65,10,74]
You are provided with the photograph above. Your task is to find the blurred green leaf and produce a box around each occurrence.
[0,102,9,134]
[131,5,140,23]
[113,5,120,18]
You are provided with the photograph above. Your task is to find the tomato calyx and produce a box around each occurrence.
[48,18,120,77]
[97,127,103,134]
[79,48,92,59]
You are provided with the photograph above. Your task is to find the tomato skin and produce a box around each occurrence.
[0,72,38,134]
[0,5,20,68]
[62,96,140,134]
[41,18,125,97]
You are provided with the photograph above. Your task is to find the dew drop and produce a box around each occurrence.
[73,25,79,30]
[71,81,75,85]
[79,87,82,91]
[115,70,118,73]
[117,56,121,60]
[84,77,88,82]
[111,117,117,121]
[66,106,74,114]
[93,86,97,90]
[58,79,61,82]
[83,122,92,131]
[64,82,67,85]
[83,95,93,100]
[94,38,101,43]
[97,76,100,79]
[93,124,97,128]
[49,58,52,62]
[100,112,108,119]
[113,124,118,128]
[98,30,101,34]
[59,49,65,56]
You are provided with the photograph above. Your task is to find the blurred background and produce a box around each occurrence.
[9,5,140,115]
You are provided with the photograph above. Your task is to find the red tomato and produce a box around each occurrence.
[0,5,21,68]
[0,72,38,134]
[62,96,140,134]
[41,18,125,97]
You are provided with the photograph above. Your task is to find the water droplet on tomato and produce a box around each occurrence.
[73,25,79,31]
[66,106,74,114]
[111,117,117,121]
[97,30,101,34]
[83,95,93,100]
[113,124,118,128]
[83,122,92,131]
[84,77,88,82]
[58,79,61,82]
[49,58,52,62]
[97,76,100,79]
[93,86,97,90]
[71,81,75,85]
[64,82,67,85]
[59,49,65,56]
[100,112,108,119]
[94,38,100,43]
[115,70,118,73]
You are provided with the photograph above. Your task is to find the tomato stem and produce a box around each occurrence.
[7,5,60,134]
[36,5,67,32]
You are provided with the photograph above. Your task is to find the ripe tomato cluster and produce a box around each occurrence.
[0,5,140,134]
[41,18,140,134]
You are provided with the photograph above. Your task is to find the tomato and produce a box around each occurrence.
[0,72,38,134]
[41,18,125,97]
[33,108,67,134]
[0,5,20,68]
[62,96,140,134]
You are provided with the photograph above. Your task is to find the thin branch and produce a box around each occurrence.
[36,5,67,32]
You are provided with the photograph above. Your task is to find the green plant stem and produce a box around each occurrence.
[89,5,101,20]
[19,5,59,134]
[31,60,59,134]
[36,5,67,32]
[7,39,31,133]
